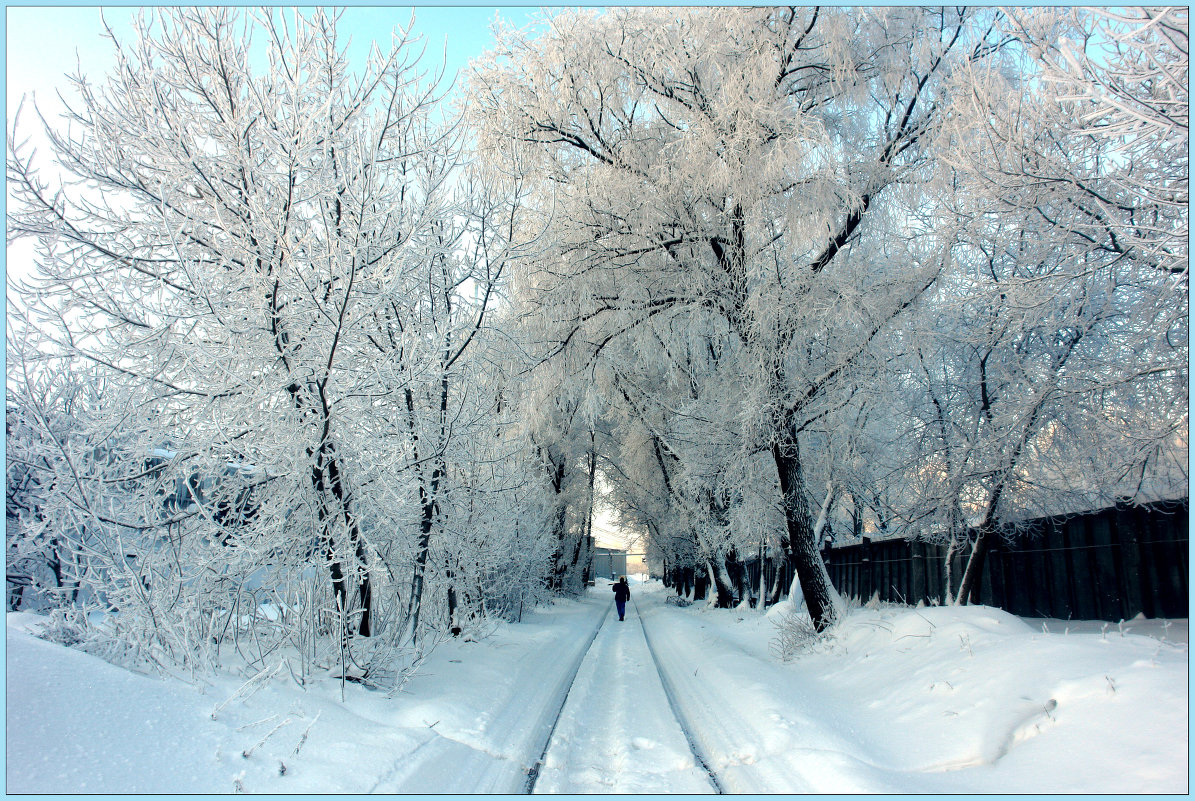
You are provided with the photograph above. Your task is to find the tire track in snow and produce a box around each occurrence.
[369,597,610,793]
[522,601,611,793]
[632,593,877,793]
[634,595,817,793]
[633,596,728,794]
[530,592,718,794]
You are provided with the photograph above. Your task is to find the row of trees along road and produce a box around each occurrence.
[469,6,1186,628]
[6,7,1186,680]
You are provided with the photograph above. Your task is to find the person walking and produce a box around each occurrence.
[612,576,630,621]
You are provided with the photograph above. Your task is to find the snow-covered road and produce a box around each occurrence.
[7,579,1188,794]
[638,588,901,792]
[533,591,716,793]
[371,594,609,793]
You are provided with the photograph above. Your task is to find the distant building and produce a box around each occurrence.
[624,551,647,578]
[590,547,627,582]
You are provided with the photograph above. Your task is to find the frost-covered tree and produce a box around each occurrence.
[1010,7,1187,280]
[528,388,595,596]
[5,338,96,612]
[370,163,532,641]
[932,11,1189,603]
[8,7,440,649]
[7,8,550,676]
[469,7,1012,629]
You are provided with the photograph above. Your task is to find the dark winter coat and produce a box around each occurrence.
[612,580,630,602]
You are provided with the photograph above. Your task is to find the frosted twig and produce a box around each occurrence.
[285,656,305,687]
[236,714,279,732]
[1043,698,1057,721]
[292,711,321,756]
[211,660,285,720]
[242,715,294,758]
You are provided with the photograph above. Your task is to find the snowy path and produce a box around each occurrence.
[637,593,840,793]
[371,596,609,793]
[532,592,717,794]
[7,584,1187,794]
[638,588,914,793]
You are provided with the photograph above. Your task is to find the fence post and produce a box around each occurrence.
[1066,517,1095,619]
[1089,511,1120,620]
[911,541,926,605]
[1112,505,1143,618]
[861,537,872,602]
[979,535,995,607]
[1152,502,1188,617]
[1029,532,1053,617]
[1044,517,1072,620]
[987,536,1007,612]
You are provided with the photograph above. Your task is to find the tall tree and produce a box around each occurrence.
[940,9,1188,603]
[6,8,547,673]
[470,7,1011,629]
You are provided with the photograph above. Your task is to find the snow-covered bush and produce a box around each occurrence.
[6,7,560,684]
[770,610,828,663]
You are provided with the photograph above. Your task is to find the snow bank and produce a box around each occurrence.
[640,580,1188,793]
[6,596,610,794]
[801,604,1187,784]
[6,585,1188,794]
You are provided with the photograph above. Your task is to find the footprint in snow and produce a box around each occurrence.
[631,737,656,751]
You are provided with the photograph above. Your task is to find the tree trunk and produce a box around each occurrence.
[543,449,569,591]
[768,559,787,606]
[942,525,962,605]
[354,537,372,637]
[957,526,992,606]
[327,453,371,637]
[957,476,1011,605]
[310,444,372,637]
[447,569,461,637]
[757,541,767,611]
[566,526,586,594]
[693,564,709,601]
[577,432,597,593]
[772,430,841,631]
[549,503,568,590]
[405,461,442,643]
[710,557,736,608]
[732,553,753,607]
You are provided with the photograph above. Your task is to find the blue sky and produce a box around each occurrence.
[6,6,540,117]
[3,6,542,296]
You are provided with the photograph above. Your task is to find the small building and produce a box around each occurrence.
[590,547,627,582]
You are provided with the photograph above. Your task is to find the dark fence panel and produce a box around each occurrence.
[821,499,1188,622]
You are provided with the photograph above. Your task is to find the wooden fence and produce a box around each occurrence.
[816,499,1188,621]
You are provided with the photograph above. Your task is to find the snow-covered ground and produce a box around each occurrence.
[639,586,1188,793]
[533,590,716,793]
[6,579,1188,793]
